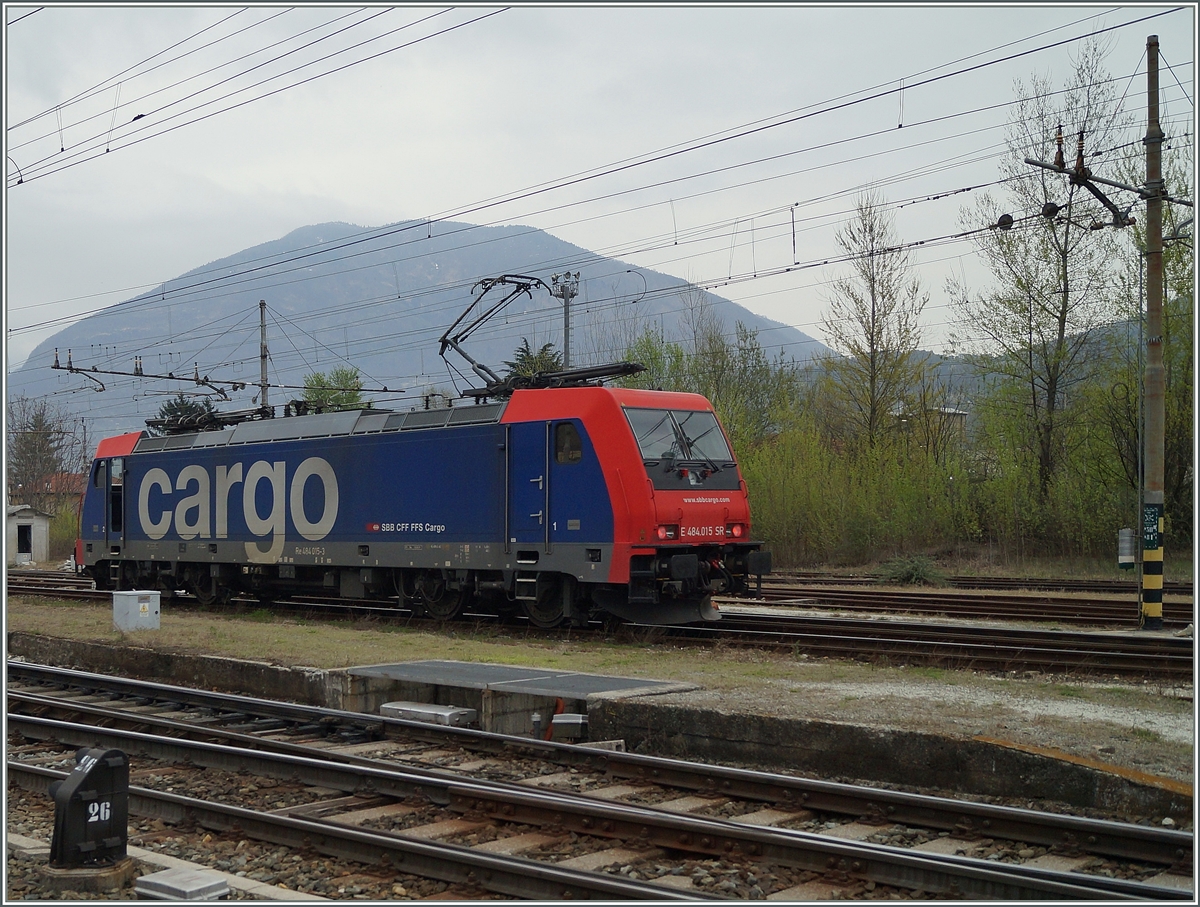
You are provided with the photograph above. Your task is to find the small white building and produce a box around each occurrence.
[7,504,51,566]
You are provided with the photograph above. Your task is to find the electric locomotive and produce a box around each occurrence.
[77,381,770,626]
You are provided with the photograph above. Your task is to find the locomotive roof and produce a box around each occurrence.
[131,401,509,454]
[110,386,718,458]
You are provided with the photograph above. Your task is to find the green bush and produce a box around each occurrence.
[48,509,79,561]
[876,555,946,586]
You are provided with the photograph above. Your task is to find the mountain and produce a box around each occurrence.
[9,220,828,440]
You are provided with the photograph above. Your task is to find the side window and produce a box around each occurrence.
[555,422,582,465]
[94,460,107,489]
[111,458,124,487]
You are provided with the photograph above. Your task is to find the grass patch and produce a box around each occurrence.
[908,666,949,681]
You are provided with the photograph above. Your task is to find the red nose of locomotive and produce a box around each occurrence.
[608,389,770,618]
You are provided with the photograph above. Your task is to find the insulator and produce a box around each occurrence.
[53,348,60,369]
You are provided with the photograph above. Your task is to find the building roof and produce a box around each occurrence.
[7,504,52,519]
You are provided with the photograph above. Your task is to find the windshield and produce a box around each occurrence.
[624,408,734,463]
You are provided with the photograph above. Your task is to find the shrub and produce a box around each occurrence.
[877,555,946,586]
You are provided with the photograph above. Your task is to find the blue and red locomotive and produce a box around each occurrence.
[77,382,771,626]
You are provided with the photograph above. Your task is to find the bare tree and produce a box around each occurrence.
[906,363,968,466]
[949,38,1132,502]
[820,190,927,448]
[7,395,87,512]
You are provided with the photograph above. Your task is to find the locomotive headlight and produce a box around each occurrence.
[657,524,678,540]
[726,523,745,538]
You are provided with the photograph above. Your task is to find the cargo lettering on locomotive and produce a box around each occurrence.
[135,456,338,562]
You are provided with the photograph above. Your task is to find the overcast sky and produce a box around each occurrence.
[5,4,1195,380]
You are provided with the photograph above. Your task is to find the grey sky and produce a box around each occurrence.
[5,4,1194,380]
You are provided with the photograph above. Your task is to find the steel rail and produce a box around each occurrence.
[765,573,1194,596]
[8,718,1179,901]
[732,586,1193,626]
[675,613,1193,677]
[7,583,110,601]
[7,760,698,902]
[9,663,1193,870]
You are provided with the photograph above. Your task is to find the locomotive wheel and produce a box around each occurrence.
[190,569,230,607]
[412,571,468,621]
[108,561,137,591]
[522,577,566,629]
[91,562,113,591]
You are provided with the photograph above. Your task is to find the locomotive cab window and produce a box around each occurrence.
[93,460,107,489]
[624,408,734,464]
[555,422,582,464]
[624,407,742,491]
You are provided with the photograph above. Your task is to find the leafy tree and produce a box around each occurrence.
[302,366,364,411]
[504,339,563,377]
[819,190,927,449]
[948,39,1130,502]
[618,322,690,391]
[146,393,218,435]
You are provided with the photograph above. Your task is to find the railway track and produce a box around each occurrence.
[11,567,1195,600]
[722,585,1195,628]
[774,572,1194,597]
[686,609,1194,679]
[8,573,1193,679]
[7,662,1193,900]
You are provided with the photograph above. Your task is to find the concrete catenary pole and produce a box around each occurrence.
[1141,35,1165,630]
